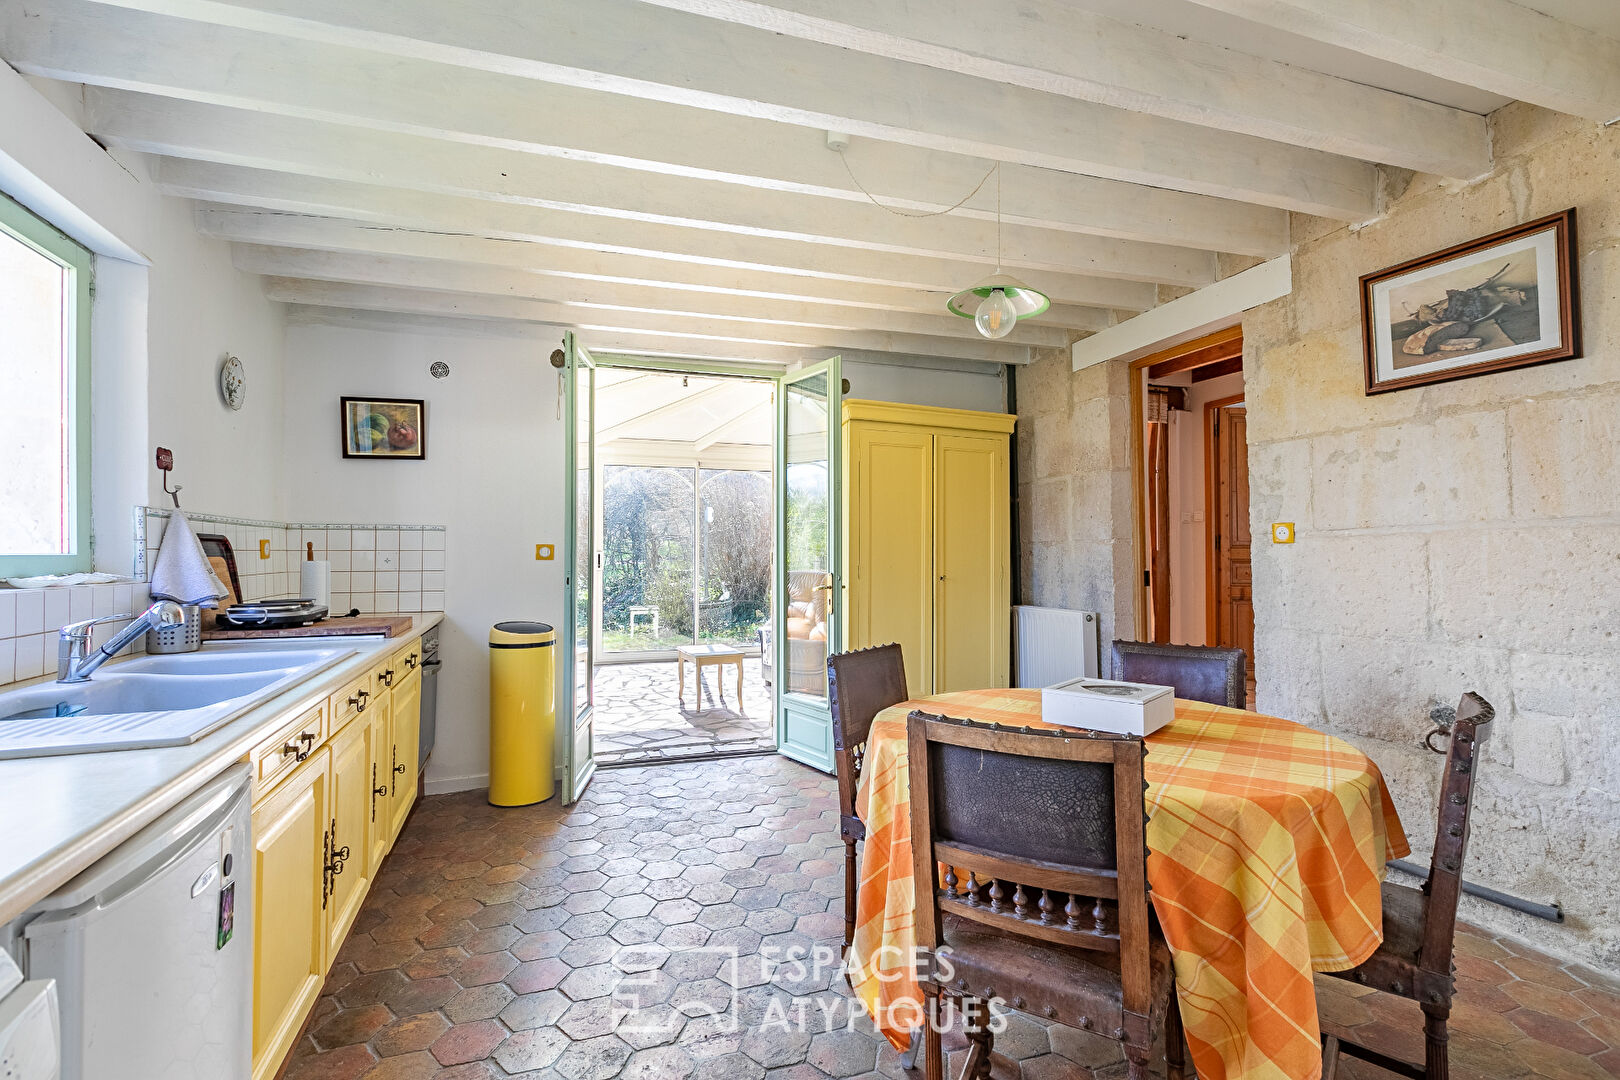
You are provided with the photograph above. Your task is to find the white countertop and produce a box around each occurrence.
[0,612,444,929]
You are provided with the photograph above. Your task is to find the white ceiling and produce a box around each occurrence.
[5,0,1618,366]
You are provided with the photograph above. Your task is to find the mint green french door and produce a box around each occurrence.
[561,333,597,803]
[774,356,842,773]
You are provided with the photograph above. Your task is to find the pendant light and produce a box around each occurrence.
[947,163,1050,339]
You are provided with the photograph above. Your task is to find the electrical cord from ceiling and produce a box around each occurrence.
[834,139,997,220]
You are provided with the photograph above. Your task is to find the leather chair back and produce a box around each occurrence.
[1110,641,1246,708]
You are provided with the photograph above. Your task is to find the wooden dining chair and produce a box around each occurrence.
[1110,640,1246,708]
[826,643,909,949]
[906,710,1185,1080]
[1319,691,1496,1080]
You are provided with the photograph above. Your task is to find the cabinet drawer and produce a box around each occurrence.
[371,656,402,695]
[329,671,379,731]
[252,703,326,793]
[392,638,423,679]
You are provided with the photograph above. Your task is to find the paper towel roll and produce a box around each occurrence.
[301,560,331,610]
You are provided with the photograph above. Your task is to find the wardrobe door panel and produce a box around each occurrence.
[847,422,935,696]
[933,432,1009,692]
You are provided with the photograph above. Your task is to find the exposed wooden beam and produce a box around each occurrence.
[49,0,1381,218]
[642,0,1491,178]
[83,92,1214,283]
[158,161,1183,300]
[229,244,1084,344]
[1180,0,1620,123]
[1191,356,1244,383]
[1144,327,1245,378]
[195,208,1153,317]
[261,278,1035,364]
[20,41,1292,258]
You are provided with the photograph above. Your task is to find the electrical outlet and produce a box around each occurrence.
[1271,522,1296,544]
[535,544,555,561]
[258,539,271,559]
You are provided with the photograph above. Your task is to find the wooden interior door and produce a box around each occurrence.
[1209,400,1255,701]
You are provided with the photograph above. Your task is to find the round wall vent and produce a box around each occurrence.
[429,361,451,379]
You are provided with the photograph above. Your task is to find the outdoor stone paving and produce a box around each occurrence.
[282,755,1620,1080]
[593,658,775,765]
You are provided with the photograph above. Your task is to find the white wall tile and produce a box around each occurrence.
[43,590,70,634]
[372,592,397,612]
[325,529,350,550]
[0,593,15,638]
[422,551,445,571]
[399,571,421,591]
[375,571,398,592]
[15,633,45,681]
[350,572,374,592]
[399,591,422,612]
[400,529,422,551]
[423,591,445,611]
[376,551,398,572]
[328,549,351,571]
[352,549,376,572]
[351,592,374,613]
[15,592,45,635]
[0,639,14,685]
[351,529,374,549]
[422,572,445,590]
[91,588,115,617]
[68,586,93,622]
[424,530,445,551]
[375,530,399,552]
[400,550,422,571]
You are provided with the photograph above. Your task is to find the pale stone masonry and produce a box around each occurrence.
[1018,102,1620,973]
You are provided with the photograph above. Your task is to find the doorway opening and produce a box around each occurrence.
[586,365,779,766]
[1129,327,1255,704]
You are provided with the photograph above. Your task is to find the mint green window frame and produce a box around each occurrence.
[0,193,93,577]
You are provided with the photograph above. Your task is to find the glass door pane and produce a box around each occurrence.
[562,334,597,803]
[775,357,840,773]
[698,468,772,648]
[600,465,696,655]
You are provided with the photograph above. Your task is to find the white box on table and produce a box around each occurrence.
[1040,677,1176,736]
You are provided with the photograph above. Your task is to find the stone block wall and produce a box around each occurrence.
[1015,346,1137,652]
[1018,102,1620,971]
[1242,103,1620,969]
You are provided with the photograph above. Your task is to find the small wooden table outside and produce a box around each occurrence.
[674,644,745,712]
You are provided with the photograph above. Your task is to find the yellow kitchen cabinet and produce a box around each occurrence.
[842,400,1014,695]
[366,699,393,874]
[250,745,329,1080]
[387,665,421,843]
[324,712,373,960]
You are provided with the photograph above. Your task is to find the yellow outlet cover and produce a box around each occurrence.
[1271,522,1296,544]
[258,539,271,558]
[535,543,555,561]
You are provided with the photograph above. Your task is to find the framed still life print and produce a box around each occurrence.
[1361,209,1580,394]
[341,397,426,459]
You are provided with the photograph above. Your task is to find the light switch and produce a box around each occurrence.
[535,544,555,561]
[1271,522,1296,544]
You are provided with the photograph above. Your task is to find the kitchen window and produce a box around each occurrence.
[0,193,92,577]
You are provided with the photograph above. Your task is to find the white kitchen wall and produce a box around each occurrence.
[281,318,566,794]
[0,70,288,577]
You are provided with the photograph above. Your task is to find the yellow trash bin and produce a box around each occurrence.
[489,621,556,806]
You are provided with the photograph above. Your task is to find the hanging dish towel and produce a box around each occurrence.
[150,511,229,608]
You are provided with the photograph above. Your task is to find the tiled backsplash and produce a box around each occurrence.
[0,508,448,687]
[137,509,448,615]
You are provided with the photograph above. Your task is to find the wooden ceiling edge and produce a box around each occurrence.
[1136,324,1244,377]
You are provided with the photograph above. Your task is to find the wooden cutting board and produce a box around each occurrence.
[202,615,416,640]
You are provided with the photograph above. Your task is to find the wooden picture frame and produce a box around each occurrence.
[1360,208,1580,394]
[341,397,426,459]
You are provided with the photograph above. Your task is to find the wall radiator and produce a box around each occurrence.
[1013,605,1100,687]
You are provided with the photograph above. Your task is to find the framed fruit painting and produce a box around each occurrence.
[341,397,426,459]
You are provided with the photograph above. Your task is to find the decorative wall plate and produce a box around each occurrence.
[220,354,246,410]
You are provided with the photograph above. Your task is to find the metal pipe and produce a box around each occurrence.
[1388,859,1564,923]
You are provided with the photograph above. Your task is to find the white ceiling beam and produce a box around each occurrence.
[1180,0,1620,124]
[229,244,1084,344]
[195,208,1151,318]
[83,91,1214,282]
[692,401,766,453]
[641,0,1490,178]
[159,162,1175,304]
[1,19,1297,259]
[261,278,1035,364]
[51,0,1381,218]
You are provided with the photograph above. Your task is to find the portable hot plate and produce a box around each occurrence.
[215,598,330,630]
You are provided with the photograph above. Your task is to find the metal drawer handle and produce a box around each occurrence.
[404,654,419,670]
[379,667,395,687]
[349,688,370,712]
[282,739,309,762]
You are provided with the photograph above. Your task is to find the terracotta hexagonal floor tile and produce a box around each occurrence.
[429,1019,509,1066]
[370,1012,449,1058]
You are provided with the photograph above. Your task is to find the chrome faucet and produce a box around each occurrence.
[57,601,186,683]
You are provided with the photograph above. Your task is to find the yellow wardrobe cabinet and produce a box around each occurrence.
[841,400,1015,696]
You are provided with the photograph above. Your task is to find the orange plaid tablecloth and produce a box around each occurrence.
[849,689,1409,1080]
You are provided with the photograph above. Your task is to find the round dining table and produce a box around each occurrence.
[847,688,1410,1080]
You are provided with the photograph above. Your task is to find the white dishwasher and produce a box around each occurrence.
[23,764,252,1080]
